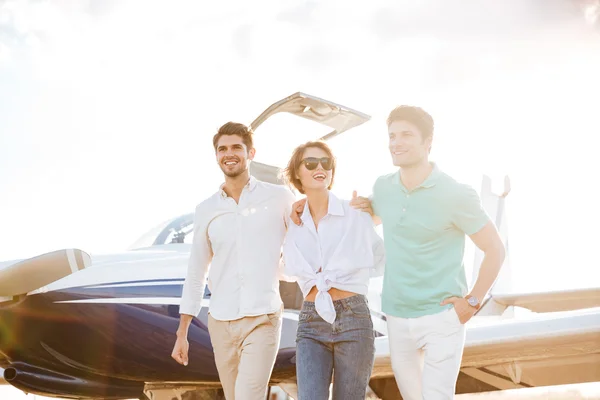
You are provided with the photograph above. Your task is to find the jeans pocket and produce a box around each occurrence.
[348,301,371,319]
[299,309,316,323]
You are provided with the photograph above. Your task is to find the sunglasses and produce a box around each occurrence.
[301,157,333,171]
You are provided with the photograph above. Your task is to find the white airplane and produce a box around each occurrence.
[0,92,598,400]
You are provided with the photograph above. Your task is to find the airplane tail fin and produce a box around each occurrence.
[473,175,513,297]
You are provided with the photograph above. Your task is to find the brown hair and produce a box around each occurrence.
[284,141,336,194]
[387,105,434,140]
[212,122,254,151]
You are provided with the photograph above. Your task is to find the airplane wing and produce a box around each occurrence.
[491,287,600,313]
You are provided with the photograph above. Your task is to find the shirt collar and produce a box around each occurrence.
[420,162,441,188]
[219,176,257,199]
[396,162,441,191]
[300,191,345,223]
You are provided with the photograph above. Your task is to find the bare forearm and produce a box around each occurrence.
[177,314,194,338]
[470,246,506,300]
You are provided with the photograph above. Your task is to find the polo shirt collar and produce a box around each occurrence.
[420,162,441,188]
[300,191,344,223]
[396,162,441,191]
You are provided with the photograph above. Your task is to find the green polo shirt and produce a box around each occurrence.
[372,163,489,318]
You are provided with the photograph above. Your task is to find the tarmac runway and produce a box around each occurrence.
[2,381,600,399]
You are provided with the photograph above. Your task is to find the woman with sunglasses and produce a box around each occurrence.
[282,140,385,400]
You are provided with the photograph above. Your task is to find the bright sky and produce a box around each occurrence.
[1,1,600,399]
[1,0,599,298]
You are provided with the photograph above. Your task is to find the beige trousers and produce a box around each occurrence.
[207,308,282,400]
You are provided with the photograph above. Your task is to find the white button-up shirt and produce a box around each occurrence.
[282,192,385,323]
[179,176,296,321]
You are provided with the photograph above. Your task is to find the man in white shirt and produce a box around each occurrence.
[171,122,296,400]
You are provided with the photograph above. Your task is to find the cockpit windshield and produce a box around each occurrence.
[128,213,195,250]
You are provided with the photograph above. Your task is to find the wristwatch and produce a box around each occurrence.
[466,295,480,310]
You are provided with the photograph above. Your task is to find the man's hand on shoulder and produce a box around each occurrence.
[350,190,380,220]
[290,198,306,226]
[350,190,372,214]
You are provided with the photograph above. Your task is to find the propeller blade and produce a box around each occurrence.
[0,249,91,297]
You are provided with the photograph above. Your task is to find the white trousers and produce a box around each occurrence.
[387,308,466,400]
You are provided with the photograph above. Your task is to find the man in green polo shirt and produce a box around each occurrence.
[351,105,506,399]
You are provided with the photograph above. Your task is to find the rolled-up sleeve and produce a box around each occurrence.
[179,204,213,317]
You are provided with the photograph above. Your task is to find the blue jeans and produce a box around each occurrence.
[295,295,375,400]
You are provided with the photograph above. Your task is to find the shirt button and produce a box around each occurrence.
[403,208,406,212]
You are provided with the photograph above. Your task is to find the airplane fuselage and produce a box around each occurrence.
[0,245,301,398]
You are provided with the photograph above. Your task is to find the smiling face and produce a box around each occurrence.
[215,134,255,178]
[388,120,432,168]
[297,146,333,193]
[285,140,336,194]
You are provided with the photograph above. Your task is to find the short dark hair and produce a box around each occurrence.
[284,141,336,194]
[212,122,254,151]
[387,106,434,140]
